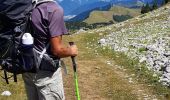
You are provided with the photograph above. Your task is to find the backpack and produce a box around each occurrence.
[0,0,59,84]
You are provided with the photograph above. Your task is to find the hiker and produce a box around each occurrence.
[22,0,78,100]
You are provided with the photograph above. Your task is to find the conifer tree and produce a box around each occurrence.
[145,3,151,13]
[141,4,145,14]
[152,0,158,10]
[141,2,152,14]
[165,0,170,4]
[161,0,166,5]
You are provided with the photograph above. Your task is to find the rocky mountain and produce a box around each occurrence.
[97,3,170,86]
[56,0,163,21]
[65,1,142,22]
[69,1,111,15]
[67,1,112,22]
[57,0,163,15]
[111,0,144,8]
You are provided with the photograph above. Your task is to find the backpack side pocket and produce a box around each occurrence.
[33,48,59,72]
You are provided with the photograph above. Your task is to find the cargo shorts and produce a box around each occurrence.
[22,68,65,100]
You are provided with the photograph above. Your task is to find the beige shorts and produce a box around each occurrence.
[22,68,65,100]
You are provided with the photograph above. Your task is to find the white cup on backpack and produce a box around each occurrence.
[20,33,35,72]
[22,33,34,45]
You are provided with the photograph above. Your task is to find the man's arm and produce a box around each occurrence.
[50,35,78,58]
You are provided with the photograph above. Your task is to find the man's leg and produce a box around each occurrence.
[35,68,65,100]
[22,73,39,100]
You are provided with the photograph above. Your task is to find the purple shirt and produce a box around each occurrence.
[31,1,67,52]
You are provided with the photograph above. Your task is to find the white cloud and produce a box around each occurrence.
[64,15,76,21]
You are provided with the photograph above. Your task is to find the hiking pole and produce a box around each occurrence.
[69,42,80,100]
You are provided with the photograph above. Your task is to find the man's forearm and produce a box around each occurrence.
[50,35,78,58]
[52,46,74,58]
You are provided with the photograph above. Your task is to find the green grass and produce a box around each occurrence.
[111,51,169,99]
[138,47,147,53]
[84,11,114,24]
[109,6,140,16]
[0,73,26,100]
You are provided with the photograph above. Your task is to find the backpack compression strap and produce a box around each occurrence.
[34,43,50,68]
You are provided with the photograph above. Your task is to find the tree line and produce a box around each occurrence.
[65,21,114,33]
[141,0,170,14]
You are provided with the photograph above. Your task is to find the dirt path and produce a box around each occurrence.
[62,34,163,100]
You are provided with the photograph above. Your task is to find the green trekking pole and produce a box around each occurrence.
[69,42,80,100]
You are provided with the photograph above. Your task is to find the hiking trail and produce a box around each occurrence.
[63,34,166,100]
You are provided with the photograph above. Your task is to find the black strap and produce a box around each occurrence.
[1,69,14,84]
[4,70,9,84]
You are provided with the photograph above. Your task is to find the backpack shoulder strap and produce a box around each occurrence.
[32,0,56,8]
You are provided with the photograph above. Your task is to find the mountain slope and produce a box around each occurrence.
[84,6,141,24]
[69,1,111,15]
[67,1,112,22]
[63,3,170,100]
[111,0,144,8]
[99,3,170,86]
[84,10,116,24]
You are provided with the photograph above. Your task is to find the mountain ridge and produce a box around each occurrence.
[57,0,163,16]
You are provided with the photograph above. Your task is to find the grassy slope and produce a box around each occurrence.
[109,6,140,16]
[84,6,141,24]
[84,11,115,24]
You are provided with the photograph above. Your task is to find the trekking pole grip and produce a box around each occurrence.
[69,42,74,46]
[69,42,77,72]
[69,42,75,58]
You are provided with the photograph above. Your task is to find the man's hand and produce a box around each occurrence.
[69,44,78,57]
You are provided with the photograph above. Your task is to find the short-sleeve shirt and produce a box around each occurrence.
[31,1,67,52]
